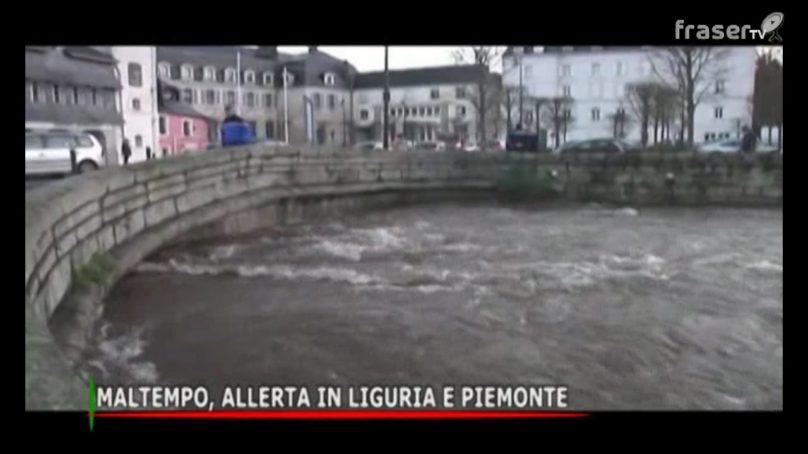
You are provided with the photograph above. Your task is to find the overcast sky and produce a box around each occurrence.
[279,46,463,72]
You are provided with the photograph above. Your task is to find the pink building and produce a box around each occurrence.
[157,103,213,157]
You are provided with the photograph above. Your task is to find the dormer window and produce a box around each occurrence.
[245,70,256,84]
[204,66,216,81]
[225,67,237,84]
[263,72,274,86]
[158,62,171,79]
[324,72,336,86]
[181,64,194,81]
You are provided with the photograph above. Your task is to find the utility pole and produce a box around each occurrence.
[283,66,289,144]
[236,50,242,116]
[518,53,524,128]
[383,45,390,150]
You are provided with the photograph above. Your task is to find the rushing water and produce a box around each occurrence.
[83,203,783,410]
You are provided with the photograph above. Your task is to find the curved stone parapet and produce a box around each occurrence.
[24,147,782,409]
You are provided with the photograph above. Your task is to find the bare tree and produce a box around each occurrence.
[752,51,783,149]
[541,97,574,148]
[453,47,504,146]
[625,82,656,147]
[651,85,679,145]
[649,47,730,147]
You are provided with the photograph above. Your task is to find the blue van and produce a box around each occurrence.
[221,118,254,147]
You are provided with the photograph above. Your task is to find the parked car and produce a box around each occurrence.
[556,138,640,154]
[695,139,779,153]
[356,141,384,151]
[413,141,446,151]
[25,131,105,176]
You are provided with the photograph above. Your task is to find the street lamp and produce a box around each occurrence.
[383,45,390,150]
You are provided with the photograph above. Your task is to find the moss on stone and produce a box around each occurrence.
[72,252,116,288]
[496,164,560,201]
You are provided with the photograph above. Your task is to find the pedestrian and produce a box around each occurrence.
[740,126,757,153]
[121,138,132,165]
[145,146,152,161]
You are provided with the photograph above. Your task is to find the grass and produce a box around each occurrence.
[72,252,116,288]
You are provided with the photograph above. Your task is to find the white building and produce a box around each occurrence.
[111,46,158,162]
[502,46,757,147]
[352,65,493,144]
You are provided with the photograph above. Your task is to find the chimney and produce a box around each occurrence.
[256,46,278,59]
[308,46,318,53]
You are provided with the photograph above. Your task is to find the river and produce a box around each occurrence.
[81,203,783,410]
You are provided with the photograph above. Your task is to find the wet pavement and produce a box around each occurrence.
[83,203,783,410]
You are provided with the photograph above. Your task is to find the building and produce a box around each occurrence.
[352,65,496,145]
[501,46,757,147]
[110,46,159,163]
[25,46,124,163]
[154,46,356,146]
[157,100,213,156]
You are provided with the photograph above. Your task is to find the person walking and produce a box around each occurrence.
[145,146,152,161]
[121,138,132,165]
[741,126,757,153]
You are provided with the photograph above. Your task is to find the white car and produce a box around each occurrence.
[696,139,779,153]
[25,131,105,175]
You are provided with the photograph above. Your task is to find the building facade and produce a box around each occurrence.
[352,65,492,145]
[157,102,211,156]
[25,46,124,164]
[154,46,356,147]
[502,46,757,147]
[111,46,159,163]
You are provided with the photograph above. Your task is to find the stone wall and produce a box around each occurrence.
[24,147,782,409]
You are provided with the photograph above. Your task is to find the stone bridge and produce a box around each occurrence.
[24,146,782,409]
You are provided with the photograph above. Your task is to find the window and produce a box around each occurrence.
[264,93,273,108]
[324,73,336,86]
[459,106,467,116]
[132,98,141,110]
[360,109,369,120]
[135,135,143,148]
[128,63,142,87]
[591,108,601,121]
[561,64,571,76]
[159,116,166,135]
[524,65,532,78]
[25,135,43,150]
[246,92,255,108]
[225,68,237,83]
[328,94,335,110]
[592,63,600,76]
[245,71,256,84]
[616,61,625,76]
[247,121,257,135]
[158,63,170,78]
[181,64,194,81]
[204,66,216,81]
[45,135,75,149]
[266,121,275,139]
[430,88,439,99]
[77,135,94,147]
[183,120,192,137]
[562,85,572,97]
[434,106,440,116]
[53,85,60,104]
[419,107,425,116]
[314,93,322,109]
[182,88,193,104]
[714,107,723,119]
[715,80,726,94]
[263,72,273,86]
[426,107,432,116]
[206,89,216,105]
[456,86,467,99]
[226,91,236,107]
[92,88,98,106]
[72,87,79,104]
[31,82,39,103]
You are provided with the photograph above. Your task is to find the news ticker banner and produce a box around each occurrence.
[87,378,586,429]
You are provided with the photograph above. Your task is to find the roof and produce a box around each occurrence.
[354,65,487,89]
[25,47,121,89]
[159,102,214,121]
[156,46,357,89]
[25,103,123,125]
[503,46,651,57]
